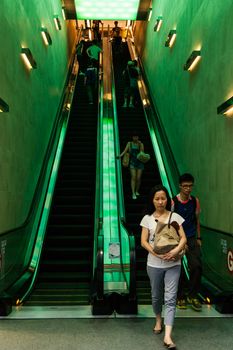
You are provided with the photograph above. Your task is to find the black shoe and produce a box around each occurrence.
[187,296,202,311]
[177,298,187,310]
[153,326,163,334]
[164,342,176,349]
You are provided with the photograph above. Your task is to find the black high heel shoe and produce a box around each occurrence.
[153,326,163,334]
[163,342,176,349]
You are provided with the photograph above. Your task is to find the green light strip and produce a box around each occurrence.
[102,117,119,270]
[30,121,67,268]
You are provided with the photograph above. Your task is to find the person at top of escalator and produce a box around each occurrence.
[86,39,102,68]
[117,132,144,199]
[92,20,103,41]
[111,21,122,41]
[75,39,86,75]
[122,60,139,108]
[172,173,202,311]
[141,185,186,350]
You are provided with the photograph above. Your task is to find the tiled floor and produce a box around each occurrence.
[1,304,232,319]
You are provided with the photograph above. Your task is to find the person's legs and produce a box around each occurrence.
[130,168,137,199]
[187,238,202,296]
[186,237,202,310]
[147,266,165,331]
[86,85,93,104]
[163,265,181,345]
[135,168,143,195]
[123,87,129,107]
[129,87,134,107]
[177,262,188,309]
[77,55,85,74]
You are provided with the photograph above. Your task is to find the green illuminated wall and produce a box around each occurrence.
[134,0,233,233]
[0,1,76,233]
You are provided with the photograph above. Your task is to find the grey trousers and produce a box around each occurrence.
[147,264,181,326]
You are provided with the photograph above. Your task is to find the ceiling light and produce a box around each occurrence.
[74,0,140,20]
[184,50,201,71]
[165,30,176,47]
[21,48,37,69]
[0,97,9,112]
[154,16,162,32]
[217,96,233,116]
[54,16,61,30]
[41,28,52,46]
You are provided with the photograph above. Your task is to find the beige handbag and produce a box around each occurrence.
[122,152,130,167]
[153,212,180,254]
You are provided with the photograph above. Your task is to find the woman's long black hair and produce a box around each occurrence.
[145,184,171,215]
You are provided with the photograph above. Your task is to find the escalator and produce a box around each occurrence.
[25,74,98,306]
[112,42,162,305]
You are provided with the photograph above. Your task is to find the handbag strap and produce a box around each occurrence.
[168,211,173,227]
[152,211,174,236]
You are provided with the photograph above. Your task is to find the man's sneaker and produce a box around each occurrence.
[187,297,202,311]
[177,298,187,310]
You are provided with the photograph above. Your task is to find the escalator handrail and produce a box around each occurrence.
[92,48,104,300]
[110,41,137,300]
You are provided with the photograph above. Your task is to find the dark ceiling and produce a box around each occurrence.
[63,0,151,20]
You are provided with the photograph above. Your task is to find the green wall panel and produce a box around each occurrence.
[0,0,76,233]
[134,0,233,233]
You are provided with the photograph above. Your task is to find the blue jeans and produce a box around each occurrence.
[147,265,181,326]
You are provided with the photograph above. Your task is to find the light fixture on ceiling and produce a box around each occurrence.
[148,7,152,22]
[41,28,52,45]
[165,30,176,47]
[154,16,163,32]
[21,48,37,69]
[54,16,62,30]
[217,96,233,116]
[85,20,91,29]
[126,20,132,28]
[62,6,66,20]
[0,97,9,112]
[184,50,201,71]
[74,0,140,20]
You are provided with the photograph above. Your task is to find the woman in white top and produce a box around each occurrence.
[141,185,187,349]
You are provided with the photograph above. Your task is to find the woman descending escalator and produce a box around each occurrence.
[141,185,187,350]
[117,132,150,199]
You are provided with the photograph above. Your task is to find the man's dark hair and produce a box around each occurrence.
[179,173,194,184]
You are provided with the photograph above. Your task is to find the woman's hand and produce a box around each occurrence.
[163,247,180,261]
